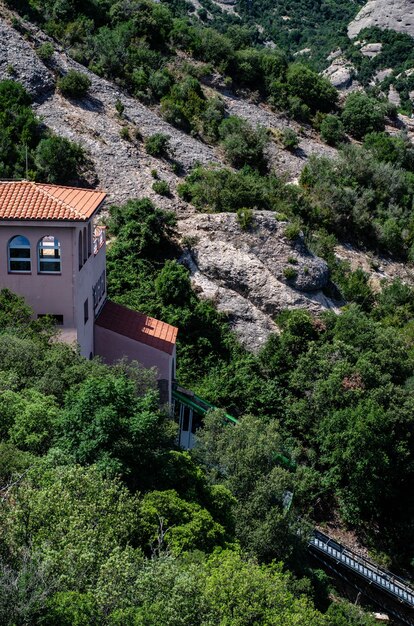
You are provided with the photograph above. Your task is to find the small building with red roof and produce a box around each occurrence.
[0,181,177,403]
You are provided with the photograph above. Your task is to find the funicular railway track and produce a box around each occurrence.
[173,386,414,624]
[309,531,414,625]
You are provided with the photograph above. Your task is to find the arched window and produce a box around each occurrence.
[83,226,87,263]
[8,235,31,272]
[87,222,92,257]
[38,236,61,273]
[79,230,83,270]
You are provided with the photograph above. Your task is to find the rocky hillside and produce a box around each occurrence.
[0,4,342,350]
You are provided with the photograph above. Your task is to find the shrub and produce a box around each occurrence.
[283,266,298,280]
[36,42,54,61]
[341,92,386,140]
[115,99,124,117]
[283,222,301,241]
[151,169,159,179]
[57,70,91,99]
[218,117,268,169]
[286,63,338,113]
[145,133,171,157]
[34,136,86,184]
[281,128,299,151]
[152,180,170,196]
[237,207,254,231]
[119,126,130,140]
[320,114,345,146]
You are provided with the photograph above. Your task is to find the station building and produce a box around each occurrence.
[0,181,177,404]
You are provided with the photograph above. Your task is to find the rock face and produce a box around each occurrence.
[323,56,356,90]
[0,18,54,96]
[348,0,414,39]
[179,212,336,351]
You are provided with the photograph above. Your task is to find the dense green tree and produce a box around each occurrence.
[55,370,173,486]
[341,92,386,139]
[195,412,304,564]
[320,114,345,146]
[286,63,338,113]
[34,136,86,184]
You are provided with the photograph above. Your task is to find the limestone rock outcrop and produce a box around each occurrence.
[348,0,414,39]
[179,212,336,350]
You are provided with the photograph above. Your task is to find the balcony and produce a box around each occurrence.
[93,226,106,255]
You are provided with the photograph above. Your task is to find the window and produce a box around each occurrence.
[38,236,61,273]
[79,230,83,270]
[83,226,87,263]
[84,298,89,324]
[87,222,92,257]
[8,235,31,272]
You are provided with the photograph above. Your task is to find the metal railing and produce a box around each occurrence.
[309,530,414,608]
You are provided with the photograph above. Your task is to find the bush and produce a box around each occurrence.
[218,117,268,169]
[283,266,298,280]
[145,133,171,157]
[320,115,345,146]
[284,222,301,241]
[119,126,130,140]
[36,42,54,61]
[281,128,299,151]
[34,136,86,184]
[237,207,254,230]
[57,70,91,98]
[152,180,170,196]
[341,92,386,140]
[286,63,338,113]
[115,99,124,117]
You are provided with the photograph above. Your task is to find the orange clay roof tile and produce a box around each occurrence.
[0,181,106,221]
[95,300,178,355]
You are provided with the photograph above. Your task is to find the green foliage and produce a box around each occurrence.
[286,63,338,114]
[139,489,228,554]
[341,92,386,139]
[195,412,304,564]
[281,127,299,151]
[119,126,130,140]
[218,116,268,169]
[56,369,172,487]
[237,207,253,230]
[300,145,414,257]
[36,42,54,61]
[0,79,89,183]
[57,70,91,98]
[34,136,86,184]
[283,266,298,281]
[152,179,170,196]
[284,222,301,241]
[363,131,414,171]
[320,115,345,147]
[144,132,171,157]
[178,165,283,213]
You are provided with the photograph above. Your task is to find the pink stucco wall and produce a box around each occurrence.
[0,219,106,358]
[94,324,176,404]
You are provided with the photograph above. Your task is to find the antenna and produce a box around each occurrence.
[25,145,28,180]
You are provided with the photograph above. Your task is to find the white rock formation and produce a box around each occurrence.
[349,0,414,39]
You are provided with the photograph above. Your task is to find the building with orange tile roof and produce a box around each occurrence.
[0,181,177,403]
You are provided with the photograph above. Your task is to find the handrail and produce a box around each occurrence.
[309,530,414,608]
